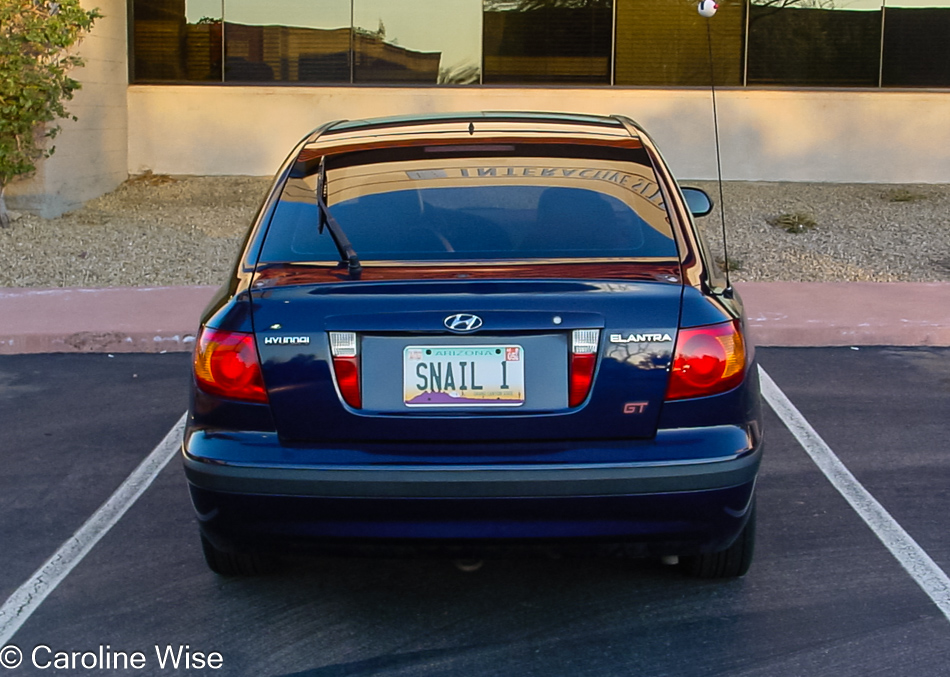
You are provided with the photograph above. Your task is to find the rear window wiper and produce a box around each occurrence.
[316,158,362,279]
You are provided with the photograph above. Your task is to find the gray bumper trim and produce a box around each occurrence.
[183,446,762,499]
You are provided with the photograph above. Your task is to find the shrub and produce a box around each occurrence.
[768,212,818,234]
[0,0,101,227]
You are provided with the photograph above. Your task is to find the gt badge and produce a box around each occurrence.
[623,402,649,414]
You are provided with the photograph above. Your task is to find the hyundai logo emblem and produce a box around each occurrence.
[444,313,483,332]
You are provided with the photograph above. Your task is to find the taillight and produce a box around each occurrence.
[569,329,600,407]
[329,332,361,409]
[194,328,268,403]
[666,320,746,400]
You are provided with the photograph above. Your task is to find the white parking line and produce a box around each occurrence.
[0,412,187,646]
[759,365,950,623]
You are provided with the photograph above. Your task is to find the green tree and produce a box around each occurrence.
[0,0,100,227]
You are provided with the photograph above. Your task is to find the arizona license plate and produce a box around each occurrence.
[403,345,525,407]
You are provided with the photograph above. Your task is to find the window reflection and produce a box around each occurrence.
[130,0,950,88]
[615,0,743,86]
[747,0,882,86]
[353,1,482,84]
[882,0,950,86]
[224,0,350,82]
[483,0,613,84]
[223,0,351,82]
[133,0,222,81]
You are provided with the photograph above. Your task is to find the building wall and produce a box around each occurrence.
[6,0,129,218]
[128,85,950,184]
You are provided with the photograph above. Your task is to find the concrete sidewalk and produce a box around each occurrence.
[1,282,949,354]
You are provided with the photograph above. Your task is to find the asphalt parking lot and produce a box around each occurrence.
[2,347,950,676]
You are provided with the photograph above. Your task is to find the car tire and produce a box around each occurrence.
[200,533,275,576]
[681,499,756,579]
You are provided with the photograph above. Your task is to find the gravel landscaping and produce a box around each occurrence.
[1,174,948,287]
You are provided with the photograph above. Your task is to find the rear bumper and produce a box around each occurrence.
[183,448,760,498]
[183,428,761,557]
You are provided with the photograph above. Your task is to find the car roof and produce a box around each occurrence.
[294,112,647,167]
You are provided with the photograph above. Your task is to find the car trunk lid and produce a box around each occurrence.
[252,274,681,445]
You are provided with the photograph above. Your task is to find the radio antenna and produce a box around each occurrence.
[699,1,732,293]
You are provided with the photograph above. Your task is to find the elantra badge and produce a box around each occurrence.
[444,313,483,332]
[609,332,672,343]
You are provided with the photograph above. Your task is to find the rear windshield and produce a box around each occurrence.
[259,147,677,264]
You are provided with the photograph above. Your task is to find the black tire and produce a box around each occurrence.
[681,500,756,579]
[200,533,275,576]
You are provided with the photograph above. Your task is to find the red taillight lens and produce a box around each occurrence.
[569,329,600,407]
[332,356,362,409]
[194,328,268,403]
[569,352,597,407]
[329,332,361,409]
[666,320,746,400]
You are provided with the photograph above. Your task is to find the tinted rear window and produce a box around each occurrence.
[259,149,677,264]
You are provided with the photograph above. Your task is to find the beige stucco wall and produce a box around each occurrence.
[6,0,129,218]
[127,85,950,184]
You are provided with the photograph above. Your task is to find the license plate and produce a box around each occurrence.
[403,345,525,407]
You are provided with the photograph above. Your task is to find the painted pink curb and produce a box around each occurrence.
[0,286,217,355]
[0,282,948,354]
[737,282,950,347]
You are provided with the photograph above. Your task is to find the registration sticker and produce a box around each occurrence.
[403,345,525,407]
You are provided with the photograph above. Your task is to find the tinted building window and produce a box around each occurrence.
[131,0,950,89]
[882,1,950,87]
[132,0,222,81]
[353,1,482,84]
[747,0,882,86]
[482,0,613,84]
[132,0,482,84]
[615,0,744,86]
[223,0,351,83]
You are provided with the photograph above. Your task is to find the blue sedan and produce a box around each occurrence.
[183,112,763,578]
